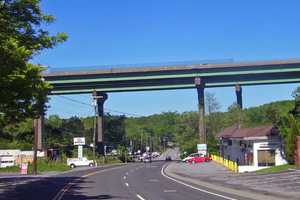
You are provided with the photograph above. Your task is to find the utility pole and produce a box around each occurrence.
[32,119,38,175]
[92,90,108,165]
[92,96,97,166]
[140,130,143,152]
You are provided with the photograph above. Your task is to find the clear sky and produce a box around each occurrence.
[33,0,300,118]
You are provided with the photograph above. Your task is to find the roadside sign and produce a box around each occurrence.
[73,137,85,146]
[78,145,83,158]
[197,144,207,155]
[20,163,28,175]
[146,146,150,152]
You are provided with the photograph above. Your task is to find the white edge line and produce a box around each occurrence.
[136,194,146,200]
[161,164,238,200]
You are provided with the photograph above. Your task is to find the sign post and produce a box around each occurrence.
[74,137,85,159]
[197,144,207,156]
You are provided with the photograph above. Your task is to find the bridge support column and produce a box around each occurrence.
[95,92,108,155]
[195,77,206,144]
[235,84,243,109]
[33,115,43,175]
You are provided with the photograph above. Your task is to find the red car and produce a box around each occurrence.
[186,154,211,164]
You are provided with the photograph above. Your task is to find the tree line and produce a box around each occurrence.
[0,90,298,163]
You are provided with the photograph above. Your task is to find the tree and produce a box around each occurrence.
[205,92,220,114]
[0,0,67,125]
[279,114,300,163]
[205,92,221,153]
[265,105,281,126]
[226,103,247,127]
[278,87,300,163]
[291,86,300,120]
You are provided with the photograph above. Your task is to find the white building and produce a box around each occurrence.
[0,149,45,168]
[218,125,287,173]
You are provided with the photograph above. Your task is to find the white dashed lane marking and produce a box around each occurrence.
[136,194,146,200]
[163,189,177,193]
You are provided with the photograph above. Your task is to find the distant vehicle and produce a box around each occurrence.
[182,153,204,162]
[165,155,172,161]
[151,152,160,158]
[185,154,211,164]
[111,149,118,155]
[67,157,94,168]
[143,155,152,163]
[141,153,152,163]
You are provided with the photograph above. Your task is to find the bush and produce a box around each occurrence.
[279,114,300,164]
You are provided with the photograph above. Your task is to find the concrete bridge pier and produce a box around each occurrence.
[95,92,108,155]
[195,77,206,144]
[235,84,243,109]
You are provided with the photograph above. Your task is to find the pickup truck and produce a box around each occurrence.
[67,157,94,168]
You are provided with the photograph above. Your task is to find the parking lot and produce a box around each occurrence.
[166,161,300,200]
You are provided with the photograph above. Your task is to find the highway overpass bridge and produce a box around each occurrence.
[37,59,300,152]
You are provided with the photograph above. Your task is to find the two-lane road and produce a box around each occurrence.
[58,162,242,200]
[0,162,246,200]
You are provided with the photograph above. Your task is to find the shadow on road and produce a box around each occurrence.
[0,175,108,200]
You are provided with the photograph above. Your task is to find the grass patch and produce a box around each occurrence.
[28,159,70,173]
[0,165,19,173]
[256,164,297,174]
[0,156,123,174]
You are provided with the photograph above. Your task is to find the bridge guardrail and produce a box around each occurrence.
[211,154,238,173]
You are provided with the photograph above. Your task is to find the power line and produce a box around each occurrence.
[57,95,92,107]
[55,95,142,117]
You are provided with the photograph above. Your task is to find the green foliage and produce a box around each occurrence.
[291,86,300,120]
[0,0,67,125]
[276,87,300,164]
[0,159,69,173]
[28,159,69,173]
[117,145,132,163]
[0,165,19,173]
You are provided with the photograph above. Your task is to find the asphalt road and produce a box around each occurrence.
[0,162,243,200]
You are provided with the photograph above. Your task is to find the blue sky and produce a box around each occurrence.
[33,0,300,118]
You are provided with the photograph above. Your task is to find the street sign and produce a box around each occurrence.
[73,137,85,146]
[20,163,28,175]
[78,145,83,158]
[197,144,207,155]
